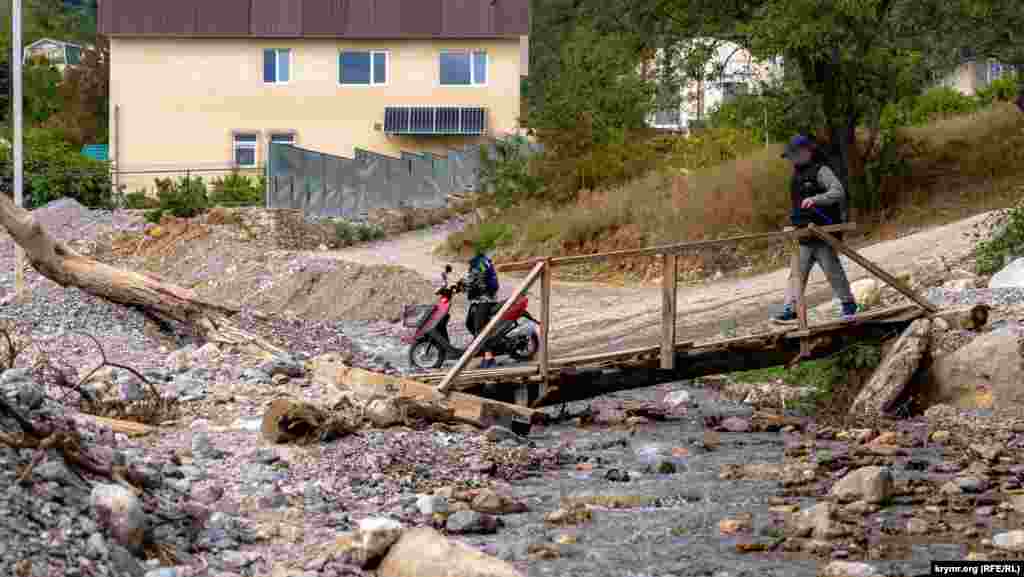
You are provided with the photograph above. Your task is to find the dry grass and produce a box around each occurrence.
[455,103,1024,280]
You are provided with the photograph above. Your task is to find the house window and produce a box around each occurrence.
[270,133,295,146]
[440,51,487,86]
[233,134,258,168]
[263,48,291,84]
[340,51,388,85]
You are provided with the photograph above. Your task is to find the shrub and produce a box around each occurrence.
[209,171,264,207]
[478,137,544,209]
[976,204,1024,276]
[976,74,1021,107]
[333,220,385,247]
[0,128,114,209]
[707,85,824,145]
[124,190,158,209]
[880,87,980,131]
[144,176,209,223]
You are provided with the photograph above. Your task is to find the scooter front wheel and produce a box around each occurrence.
[409,339,446,370]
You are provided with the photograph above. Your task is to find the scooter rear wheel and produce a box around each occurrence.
[409,339,445,370]
[509,331,540,362]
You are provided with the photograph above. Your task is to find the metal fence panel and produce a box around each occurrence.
[267,137,531,217]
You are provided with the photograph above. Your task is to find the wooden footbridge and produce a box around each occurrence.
[412,224,987,411]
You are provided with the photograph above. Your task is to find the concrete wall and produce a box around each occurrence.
[109,36,523,192]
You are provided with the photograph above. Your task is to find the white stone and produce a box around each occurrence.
[830,466,895,504]
[994,530,1024,551]
[663,390,692,410]
[990,258,1024,289]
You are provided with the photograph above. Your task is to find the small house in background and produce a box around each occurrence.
[939,58,1019,96]
[645,40,783,134]
[24,38,85,72]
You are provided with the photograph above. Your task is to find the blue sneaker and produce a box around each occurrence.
[771,305,798,325]
[841,302,859,320]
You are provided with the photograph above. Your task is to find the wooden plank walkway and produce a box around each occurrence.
[413,303,927,394]
[411,223,985,410]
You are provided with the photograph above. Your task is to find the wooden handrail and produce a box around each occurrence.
[437,261,547,395]
[495,223,857,272]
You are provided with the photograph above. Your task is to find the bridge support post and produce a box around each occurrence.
[660,253,678,370]
[789,233,811,361]
[539,258,551,399]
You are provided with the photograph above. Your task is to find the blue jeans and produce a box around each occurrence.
[784,240,855,306]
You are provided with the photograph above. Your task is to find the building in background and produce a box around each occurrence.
[939,58,1018,96]
[24,38,84,72]
[646,41,783,133]
[99,0,529,192]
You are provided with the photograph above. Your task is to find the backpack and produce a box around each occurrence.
[482,255,499,294]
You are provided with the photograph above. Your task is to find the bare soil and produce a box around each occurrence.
[324,212,998,358]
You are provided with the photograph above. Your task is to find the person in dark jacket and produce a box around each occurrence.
[772,135,858,324]
[461,238,500,368]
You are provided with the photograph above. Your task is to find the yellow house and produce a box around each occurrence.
[98,0,530,192]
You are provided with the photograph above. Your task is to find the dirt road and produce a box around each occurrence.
[326,213,994,358]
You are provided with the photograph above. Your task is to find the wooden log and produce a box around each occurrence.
[661,253,678,370]
[929,304,990,331]
[0,187,282,354]
[76,414,155,437]
[808,224,937,313]
[496,223,857,272]
[323,364,540,426]
[437,261,546,394]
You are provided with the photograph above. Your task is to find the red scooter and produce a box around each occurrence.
[402,265,540,371]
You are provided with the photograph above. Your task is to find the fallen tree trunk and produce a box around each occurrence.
[0,192,283,354]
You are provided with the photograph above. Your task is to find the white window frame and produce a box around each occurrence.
[339,50,389,86]
[233,134,259,168]
[439,50,488,87]
[263,48,291,85]
[269,133,295,146]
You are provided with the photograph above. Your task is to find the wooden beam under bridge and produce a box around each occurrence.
[428,303,985,408]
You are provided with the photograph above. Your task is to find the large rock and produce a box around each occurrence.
[788,502,841,539]
[925,333,1023,409]
[377,528,524,577]
[90,483,148,554]
[990,258,1024,288]
[829,466,895,504]
[333,517,405,568]
[849,319,931,416]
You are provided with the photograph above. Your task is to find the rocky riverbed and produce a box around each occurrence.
[5,199,1024,577]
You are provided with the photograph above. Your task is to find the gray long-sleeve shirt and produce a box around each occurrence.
[810,165,848,223]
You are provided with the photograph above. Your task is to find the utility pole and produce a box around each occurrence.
[12,0,24,299]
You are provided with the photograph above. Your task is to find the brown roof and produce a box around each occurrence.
[99,0,529,38]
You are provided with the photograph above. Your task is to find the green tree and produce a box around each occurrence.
[529,23,655,143]
[654,0,978,210]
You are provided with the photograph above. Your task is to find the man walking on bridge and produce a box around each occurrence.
[772,134,858,324]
